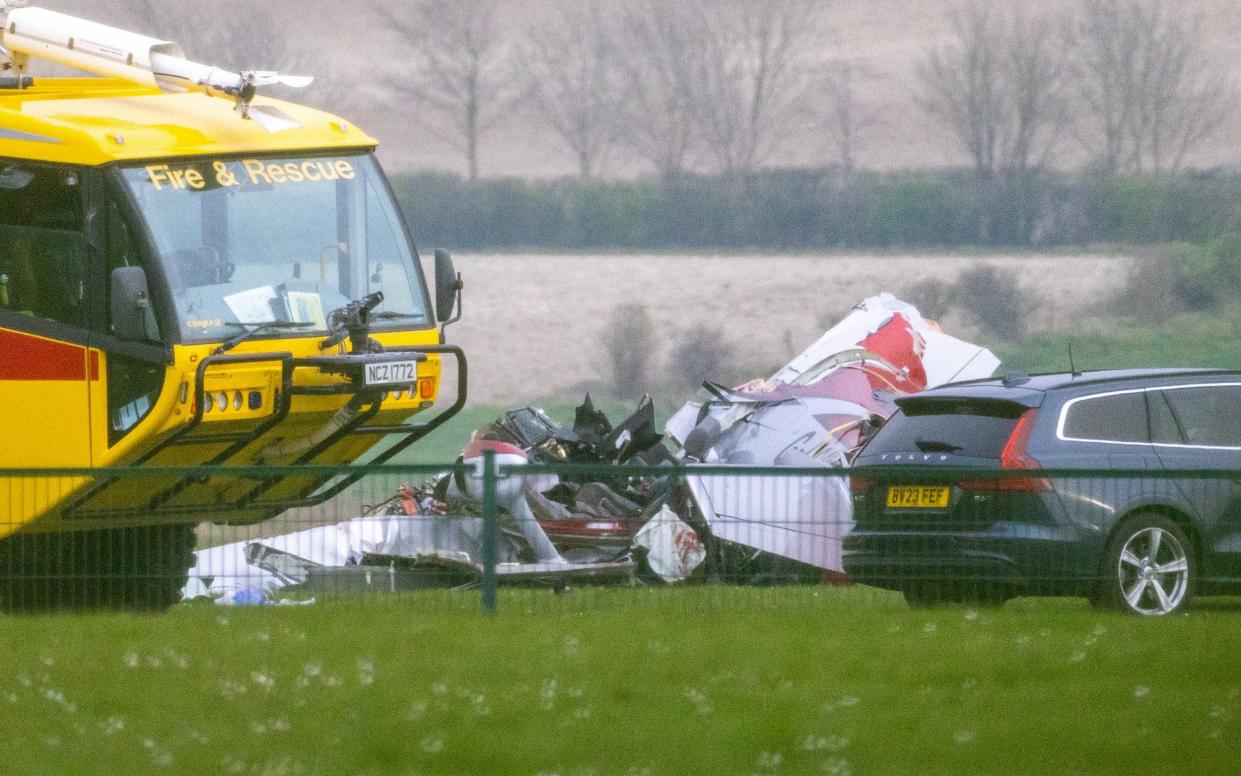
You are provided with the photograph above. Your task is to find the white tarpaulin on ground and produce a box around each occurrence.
[666,293,1001,575]
[183,514,501,600]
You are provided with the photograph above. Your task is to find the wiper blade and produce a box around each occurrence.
[220,321,315,329]
[370,311,426,321]
[914,438,963,453]
[215,320,314,355]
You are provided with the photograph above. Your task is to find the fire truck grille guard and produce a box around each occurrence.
[59,345,466,522]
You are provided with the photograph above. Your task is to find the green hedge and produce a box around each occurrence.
[390,169,1241,252]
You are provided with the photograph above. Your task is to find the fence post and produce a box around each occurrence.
[481,449,498,614]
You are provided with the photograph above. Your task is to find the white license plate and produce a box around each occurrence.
[364,360,420,386]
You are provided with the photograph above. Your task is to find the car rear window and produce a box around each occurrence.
[864,400,1023,459]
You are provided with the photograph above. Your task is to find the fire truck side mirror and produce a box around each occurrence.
[434,249,462,325]
[111,266,152,342]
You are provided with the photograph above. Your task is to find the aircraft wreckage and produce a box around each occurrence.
[185,294,999,602]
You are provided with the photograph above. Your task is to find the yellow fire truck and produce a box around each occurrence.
[0,3,465,608]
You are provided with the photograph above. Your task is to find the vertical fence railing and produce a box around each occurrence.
[481,450,499,614]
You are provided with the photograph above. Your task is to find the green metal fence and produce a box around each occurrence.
[0,458,1233,616]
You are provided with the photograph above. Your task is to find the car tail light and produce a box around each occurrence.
[849,472,875,495]
[959,409,1051,492]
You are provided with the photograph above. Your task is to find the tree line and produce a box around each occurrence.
[373,0,1235,186]
[105,0,1237,183]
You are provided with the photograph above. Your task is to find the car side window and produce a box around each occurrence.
[1063,392,1148,443]
[0,163,89,329]
[1147,391,1185,445]
[1160,386,1241,447]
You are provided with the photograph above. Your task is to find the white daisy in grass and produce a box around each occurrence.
[250,670,275,691]
[756,751,783,770]
[820,757,851,775]
[540,679,559,710]
[419,734,444,754]
[357,659,375,686]
[406,699,428,721]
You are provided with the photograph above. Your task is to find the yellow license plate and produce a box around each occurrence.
[886,486,950,509]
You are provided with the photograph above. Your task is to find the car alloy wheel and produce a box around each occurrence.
[1100,516,1195,616]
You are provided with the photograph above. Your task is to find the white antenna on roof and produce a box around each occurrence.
[0,5,313,132]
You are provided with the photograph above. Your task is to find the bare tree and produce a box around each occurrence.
[618,0,700,179]
[815,60,882,174]
[683,0,824,176]
[376,0,517,181]
[917,4,1066,181]
[1068,0,1235,174]
[520,1,625,179]
[1003,12,1069,179]
[919,4,1004,179]
[917,4,1067,242]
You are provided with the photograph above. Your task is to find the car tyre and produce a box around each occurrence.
[1091,513,1195,616]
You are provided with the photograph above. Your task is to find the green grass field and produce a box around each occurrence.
[996,308,1241,376]
[4,587,1240,776]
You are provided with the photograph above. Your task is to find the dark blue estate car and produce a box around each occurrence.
[844,369,1241,615]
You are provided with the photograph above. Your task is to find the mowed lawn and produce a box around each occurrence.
[2,587,1240,776]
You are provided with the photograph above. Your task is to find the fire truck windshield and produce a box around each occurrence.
[118,153,429,342]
